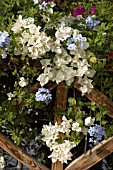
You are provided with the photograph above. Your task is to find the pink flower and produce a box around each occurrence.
[90,7,96,14]
[72,5,84,17]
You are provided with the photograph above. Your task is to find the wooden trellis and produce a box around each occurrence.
[0,76,113,169]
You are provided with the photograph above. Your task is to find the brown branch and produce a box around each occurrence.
[74,82,113,118]
[65,136,113,170]
[0,133,50,170]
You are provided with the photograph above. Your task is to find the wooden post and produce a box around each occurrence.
[51,161,63,170]
[65,136,113,170]
[51,82,68,170]
[0,133,50,170]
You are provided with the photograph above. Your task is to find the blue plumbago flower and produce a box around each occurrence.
[35,87,52,101]
[86,15,100,28]
[67,43,77,50]
[88,124,106,146]
[102,158,112,170]
[66,39,72,46]
[1,54,7,59]
[67,35,88,50]
[0,31,10,50]
[0,31,10,59]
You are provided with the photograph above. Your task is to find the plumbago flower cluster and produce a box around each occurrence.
[0,31,10,59]
[35,87,52,101]
[41,116,95,163]
[11,2,96,95]
[88,124,106,149]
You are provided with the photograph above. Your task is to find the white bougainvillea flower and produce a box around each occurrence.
[40,59,51,69]
[57,15,76,27]
[41,116,96,163]
[60,116,72,134]
[55,22,72,42]
[11,15,24,33]
[50,2,56,8]
[11,15,34,33]
[7,92,16,100]
[78,76,94,95]
[18,77,28,87]
[41,122,60,148]
[54,48,72,67]
[37,73,49,86]
[37,67,53,86]
[0,156,5,169]
[79,85,89,95]
[12,16,54,59]
[72,122,82,132]
[48,140,76,163]
[85,117,95,126]
[51,40,62,54]
[12,16,96,95]
[55,70,65,84]
[76,65,88,76]
[85,69,96,78]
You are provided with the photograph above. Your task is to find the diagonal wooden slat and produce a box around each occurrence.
[74,82,113,118]
[65,136,113,170]
[0,133,50,170]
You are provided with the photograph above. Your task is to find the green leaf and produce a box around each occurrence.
[68,97,76,107]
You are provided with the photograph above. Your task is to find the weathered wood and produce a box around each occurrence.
[51,161,63,170]
[55,82,68,111]
[65,136,113,170]
[0,133,50,170]
[51,82,68,170]
[74,82,113,118]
